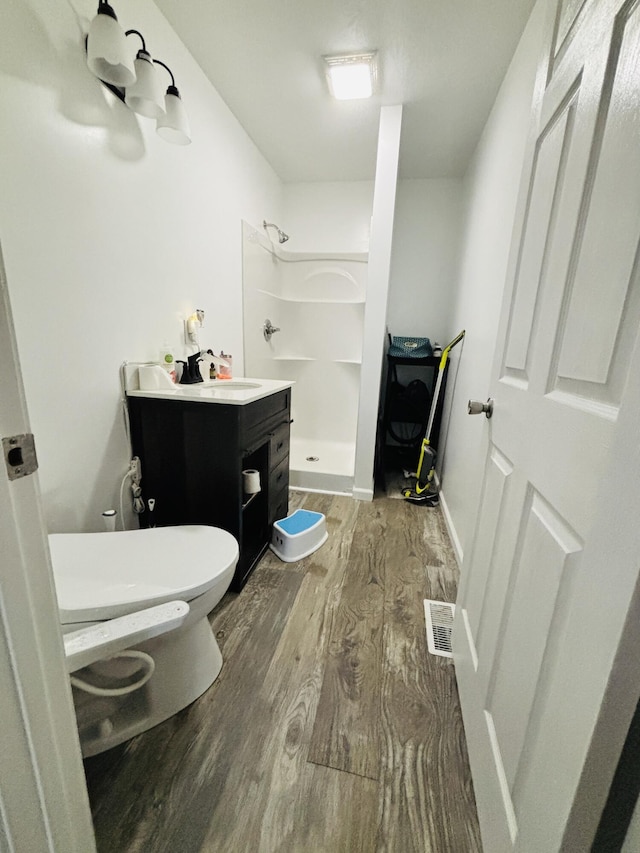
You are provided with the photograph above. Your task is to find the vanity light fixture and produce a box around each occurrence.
[85,0,191,145]
[86,0,135,87]
[323,52,378,100]
[154,61,192,145]
[124,31,165,119]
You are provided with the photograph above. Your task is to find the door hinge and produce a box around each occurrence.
[3,434,38,481]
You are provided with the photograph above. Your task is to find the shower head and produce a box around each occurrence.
[263,220,289,244]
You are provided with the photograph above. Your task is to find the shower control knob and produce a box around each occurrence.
[468,398,494,418]
[263,319,281,342]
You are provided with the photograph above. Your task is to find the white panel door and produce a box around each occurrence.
[454,0,640,849]
[0,245,96,851]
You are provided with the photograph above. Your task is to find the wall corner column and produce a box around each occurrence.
[353,104,403,500]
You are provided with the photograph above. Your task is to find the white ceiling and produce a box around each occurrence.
[155,0,537,183]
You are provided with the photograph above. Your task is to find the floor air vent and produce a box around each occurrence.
[424,599,455,658]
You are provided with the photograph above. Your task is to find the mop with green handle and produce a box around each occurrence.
[402,330,465,505]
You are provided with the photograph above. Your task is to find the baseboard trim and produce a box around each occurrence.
[289,469,353,494]
[352,486,374,502]
[289,486,351,497]
[438,488,463,567]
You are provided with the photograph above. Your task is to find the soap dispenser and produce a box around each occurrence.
[159,343,177,383]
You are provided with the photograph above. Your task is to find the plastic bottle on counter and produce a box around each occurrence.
[216,351,233,380]
[159,343,177,383]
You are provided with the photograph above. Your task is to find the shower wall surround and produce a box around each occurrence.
[242,221,367,493]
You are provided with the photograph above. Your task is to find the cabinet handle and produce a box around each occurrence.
[276,441,284,452]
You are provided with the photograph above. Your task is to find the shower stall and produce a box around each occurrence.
[242,221,368,494]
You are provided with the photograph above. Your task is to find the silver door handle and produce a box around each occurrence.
[468,399,494,418]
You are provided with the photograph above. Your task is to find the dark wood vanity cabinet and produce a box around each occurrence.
[127,389,291,591]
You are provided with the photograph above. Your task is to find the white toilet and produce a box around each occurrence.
[48,525,238,757]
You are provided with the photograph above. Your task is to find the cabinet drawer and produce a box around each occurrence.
[269,454,289,497]
[270,421,290,471]
[240,389,290,450]
[271,485,290,526]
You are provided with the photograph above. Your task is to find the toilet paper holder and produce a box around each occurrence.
[242,469,261,495]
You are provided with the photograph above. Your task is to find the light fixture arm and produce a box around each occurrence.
[96,0,117,19]
[153,60,177,90]
[125,29,147,53]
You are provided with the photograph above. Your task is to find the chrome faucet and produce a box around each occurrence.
[263,318,281,342]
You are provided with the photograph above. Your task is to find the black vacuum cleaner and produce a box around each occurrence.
[402,330,465,505]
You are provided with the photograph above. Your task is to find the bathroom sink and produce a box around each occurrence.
[127,373,294,406]
[171,380,262,393]
[202,381,261,390]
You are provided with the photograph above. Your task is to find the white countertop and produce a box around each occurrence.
[127,377,295,406]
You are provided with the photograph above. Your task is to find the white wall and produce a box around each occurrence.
[438,0,547,561]
[282,182,374,253]
[388,179,463,346]
[0,0,282,533]
[283,178,463,350]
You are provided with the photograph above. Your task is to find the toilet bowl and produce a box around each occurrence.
[48,525,239,757]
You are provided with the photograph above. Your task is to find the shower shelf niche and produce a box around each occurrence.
[272,356,316,361]
[257,288,365,305]
[271,356,362,364]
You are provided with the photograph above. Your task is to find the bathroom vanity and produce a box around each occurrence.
[126,378,293,591]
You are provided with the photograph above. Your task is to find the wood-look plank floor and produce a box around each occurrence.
[84,490,482,853]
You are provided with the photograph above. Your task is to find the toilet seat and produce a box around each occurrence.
[49,525,239,624]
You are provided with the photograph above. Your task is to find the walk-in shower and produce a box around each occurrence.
[242,221,368,494]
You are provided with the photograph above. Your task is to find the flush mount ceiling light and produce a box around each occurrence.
[323,52,377,100]
[85,0,191,145]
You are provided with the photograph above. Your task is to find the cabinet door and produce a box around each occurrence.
[128,397,190,526]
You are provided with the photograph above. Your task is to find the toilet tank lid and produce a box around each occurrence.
[49,525,239,624]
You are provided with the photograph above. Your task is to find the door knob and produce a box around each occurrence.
[468,399,494,418]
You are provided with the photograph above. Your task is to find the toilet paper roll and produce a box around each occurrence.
[138,365,176,390]
[242,469,261,494]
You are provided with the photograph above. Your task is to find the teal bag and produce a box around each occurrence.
[388,336,433,358]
